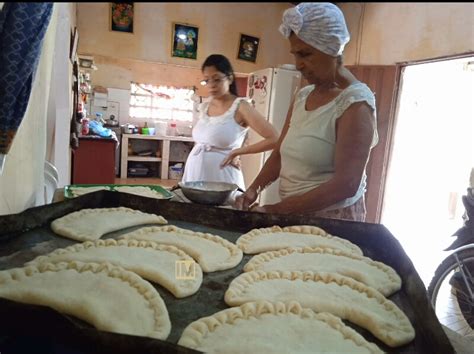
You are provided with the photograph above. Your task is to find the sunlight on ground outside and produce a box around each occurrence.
[381,57,474,287]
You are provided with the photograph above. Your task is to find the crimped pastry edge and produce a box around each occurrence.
[243,246,401,295]
[225,270,414,347]
[51,207,168,241]
[235,225,362,256]
[178,300,383,354]
[0,261,171,339]
[119,225,243,272]
[25,238,194,266]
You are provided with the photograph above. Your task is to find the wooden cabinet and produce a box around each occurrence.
[120,134,194,179]
[72,137,116,184]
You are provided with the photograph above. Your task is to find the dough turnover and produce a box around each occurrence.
[25,239,202,298]
[69,186,111,197]
[51,207,167,241]
[225,271,415,347]
[114,186,167,199]
[244,247,401,296]
[0,261,171,339]
[178,301,383,354]
[236,225,363,256]
[119,225,243,272]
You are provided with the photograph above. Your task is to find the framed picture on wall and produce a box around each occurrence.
[110,2,134,33]
[171,23,199,60]
[237,33,260,63]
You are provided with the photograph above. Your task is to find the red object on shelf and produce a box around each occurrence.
[72,138,116,184]
[81,118,89,135]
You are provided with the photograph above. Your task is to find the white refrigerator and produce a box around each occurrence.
[241,67,302,205]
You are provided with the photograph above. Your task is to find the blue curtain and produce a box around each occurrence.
[0,3,53,154]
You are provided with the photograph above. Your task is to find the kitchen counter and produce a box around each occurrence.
[72,137,116,184]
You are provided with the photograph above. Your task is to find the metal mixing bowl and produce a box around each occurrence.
[176,181,240,205]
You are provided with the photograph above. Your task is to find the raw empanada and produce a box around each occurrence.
[120,225,242,272]
[25,239,202,298]
[0,261,171,339]
[51,207,167,241]
[244,246,401,296]
[178,301,382,353]
[225,270,415,347]
[236,225,363,256]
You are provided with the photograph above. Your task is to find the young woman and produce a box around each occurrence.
[182,54,278,198]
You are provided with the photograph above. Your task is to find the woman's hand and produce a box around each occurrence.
[234,187,258,211]
[249,204,266,213]
[220,149,241,169]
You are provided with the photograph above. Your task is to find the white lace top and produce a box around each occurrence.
[279,82,378,211]
[182,98,248,190]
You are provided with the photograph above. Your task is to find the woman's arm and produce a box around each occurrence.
[256,101,376,214]
[235,99,295,210]
[220,101,278,167]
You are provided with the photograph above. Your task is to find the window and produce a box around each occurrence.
[129,82,195,122]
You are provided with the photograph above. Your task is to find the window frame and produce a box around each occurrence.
[129,82,195,122]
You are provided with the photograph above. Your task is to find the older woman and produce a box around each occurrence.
[235,3,378,222]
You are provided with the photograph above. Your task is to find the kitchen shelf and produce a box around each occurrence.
[120,134,194,179]
[128,156,162,162]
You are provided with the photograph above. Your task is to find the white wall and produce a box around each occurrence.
[340,3,474,65]
[0,5,57,215]
[77,3,294,73]
[76,3,295,100]
[46,3,76,187]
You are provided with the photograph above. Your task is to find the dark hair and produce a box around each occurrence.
[201,54,238,96]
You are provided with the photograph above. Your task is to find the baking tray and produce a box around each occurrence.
[0,191,454,353]
[64,184,174,199]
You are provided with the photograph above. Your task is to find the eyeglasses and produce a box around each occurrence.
[200,76,228,86]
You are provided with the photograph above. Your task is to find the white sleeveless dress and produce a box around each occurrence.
[182,98,248,190]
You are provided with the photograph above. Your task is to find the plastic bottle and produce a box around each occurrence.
[81,118,90,135]
[142,121,149,135]
[168,122,177,136]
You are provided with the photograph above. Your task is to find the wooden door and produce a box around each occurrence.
[347,65,400,223]
[235,77,249,97]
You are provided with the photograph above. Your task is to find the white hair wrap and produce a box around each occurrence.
[279,3,350,57]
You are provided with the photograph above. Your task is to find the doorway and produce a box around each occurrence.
[381,56,474,287]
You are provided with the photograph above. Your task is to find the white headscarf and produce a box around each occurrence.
[279,3,350,57]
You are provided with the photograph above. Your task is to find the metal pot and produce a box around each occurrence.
[121,124,134,134]
[106,115,119,127]
[173,181,242,206]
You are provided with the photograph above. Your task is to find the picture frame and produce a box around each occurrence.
[237,33,260,63]
[110,2,134,33]
[70,27,79,63]
[171,23,199,60]
[79,58,93,69]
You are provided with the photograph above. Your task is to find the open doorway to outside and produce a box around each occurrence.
[381,55,474,287]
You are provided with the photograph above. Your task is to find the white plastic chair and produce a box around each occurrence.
[43,161,59,204]
[44,161,59,183]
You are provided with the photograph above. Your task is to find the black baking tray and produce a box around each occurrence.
[0,191,454,353]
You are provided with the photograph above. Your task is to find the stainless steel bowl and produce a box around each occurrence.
[176,181,240,205]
